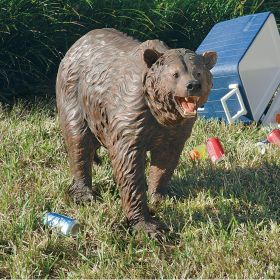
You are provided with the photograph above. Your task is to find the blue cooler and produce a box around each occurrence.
[196,12,280,124]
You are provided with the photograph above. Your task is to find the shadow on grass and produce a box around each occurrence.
[164,161,280,235]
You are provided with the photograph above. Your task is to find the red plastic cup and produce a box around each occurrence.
[206,137,225,163]
[267,129,280,148]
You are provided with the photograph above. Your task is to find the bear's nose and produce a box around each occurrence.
[186,80,201,92]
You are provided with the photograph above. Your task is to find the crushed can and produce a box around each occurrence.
[43,212,80,236]
[206,137,225,163]
[189,144,207,161]
[255,139,269,155]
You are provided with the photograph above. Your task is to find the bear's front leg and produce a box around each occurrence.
[148,133,188,204]
[109,143,167,239]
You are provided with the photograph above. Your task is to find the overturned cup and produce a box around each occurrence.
[206,137,225,163]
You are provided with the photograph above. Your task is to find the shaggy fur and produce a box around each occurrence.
[56,28,217,238]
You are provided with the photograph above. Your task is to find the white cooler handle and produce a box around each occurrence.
[221,84,247,123]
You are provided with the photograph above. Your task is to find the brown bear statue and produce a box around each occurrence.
[56,28,217,238]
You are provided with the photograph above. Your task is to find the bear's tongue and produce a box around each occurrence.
[175,96,197,114]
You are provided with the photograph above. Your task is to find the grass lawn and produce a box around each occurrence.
[0,99,280,278]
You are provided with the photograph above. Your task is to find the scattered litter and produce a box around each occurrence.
[275,114,280,124]
[43,212,80,237]
[189,144,207,161]
[190,137,225,163]
[255,139,269,155]
[267,129,280,148]
[206,137,225,163]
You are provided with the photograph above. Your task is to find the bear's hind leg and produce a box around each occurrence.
[59,107,100,203]
[67,130,101,203]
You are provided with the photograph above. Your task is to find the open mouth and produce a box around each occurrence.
[174,96,200,116]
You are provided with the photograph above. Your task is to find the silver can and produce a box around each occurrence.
[43,212,80,236]
[255,139,269,154]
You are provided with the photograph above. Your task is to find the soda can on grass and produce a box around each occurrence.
[43,212,80,237]
[255,139,269,155]
[267,129,280,148]
[206,137,225,163]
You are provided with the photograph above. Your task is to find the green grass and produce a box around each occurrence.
[0,99,280,278]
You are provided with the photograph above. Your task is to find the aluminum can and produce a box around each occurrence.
[267,129,280,148]
[206,137,225,163]
[255,139,269,155]
[43,212,80,236]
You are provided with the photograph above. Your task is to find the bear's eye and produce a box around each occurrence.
[196,72,201,78]
[173,72,179,79]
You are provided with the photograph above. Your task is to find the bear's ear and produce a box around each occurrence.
[202,51,217,70]
[143,49,162,68]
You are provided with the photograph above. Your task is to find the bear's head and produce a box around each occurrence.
[144,47,217,126]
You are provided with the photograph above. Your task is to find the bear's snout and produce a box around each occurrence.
[186,80,201,93]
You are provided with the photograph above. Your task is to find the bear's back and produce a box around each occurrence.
[56,29,144,103]
[61,29,140,75]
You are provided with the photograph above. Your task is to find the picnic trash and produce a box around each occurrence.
[190,137,225,163]
[255,139,269,154]
[43,212,80,237]
[275,114,280,124]
[267,129,280,148]
[189,144,207,160]
[255,129,280,154]
[206,137,225,163]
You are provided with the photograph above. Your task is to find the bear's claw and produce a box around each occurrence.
[67,182,98,204]
[132,217,168,241]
